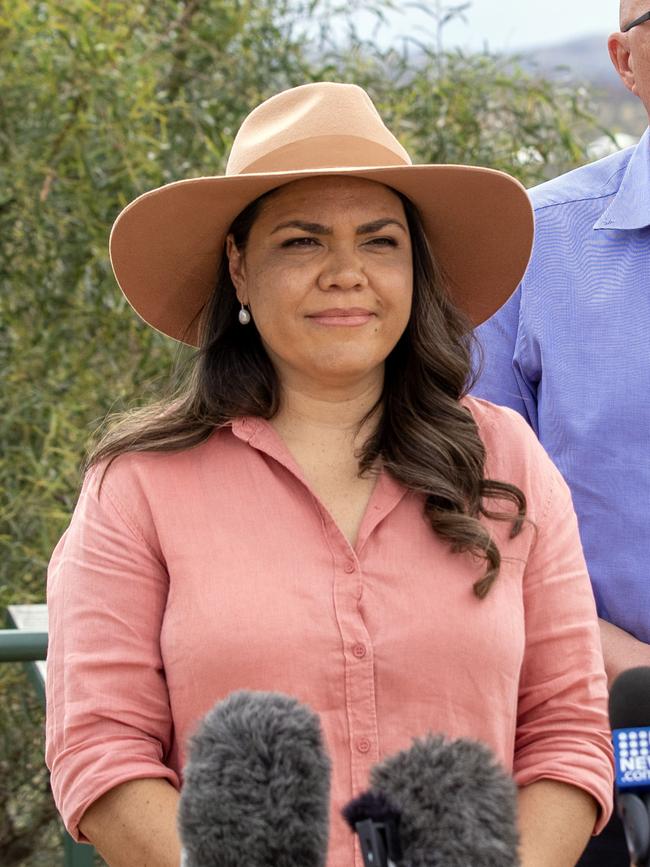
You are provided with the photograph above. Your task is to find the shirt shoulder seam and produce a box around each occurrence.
[539,469,556,528]
[100,473,159,558]
[533,188,618,215]
[532,164,627,214]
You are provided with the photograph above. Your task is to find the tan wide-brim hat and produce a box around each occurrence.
[109,82,534,346]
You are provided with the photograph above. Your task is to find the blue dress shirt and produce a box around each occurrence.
[473,128,650,642]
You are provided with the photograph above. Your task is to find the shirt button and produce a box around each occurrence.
[353,643,367,659]
[344,562,355,573]
[357,737,371,754]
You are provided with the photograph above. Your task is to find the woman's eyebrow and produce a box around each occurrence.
[356,218,406,235]
[271,220,331,235]
[271,218,406,235]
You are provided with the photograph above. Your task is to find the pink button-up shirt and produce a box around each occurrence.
[45,397,613,864]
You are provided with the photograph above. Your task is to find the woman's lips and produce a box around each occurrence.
[306,309,376,327]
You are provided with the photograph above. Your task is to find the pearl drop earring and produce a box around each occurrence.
[238,303,251,325]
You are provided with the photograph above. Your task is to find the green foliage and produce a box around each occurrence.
[0,664,58,865]
[0,1,605,862]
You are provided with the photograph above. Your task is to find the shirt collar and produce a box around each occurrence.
[231,415,409,549]
[594,126,650,231]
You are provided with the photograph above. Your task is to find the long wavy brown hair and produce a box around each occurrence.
[88,186,525,598]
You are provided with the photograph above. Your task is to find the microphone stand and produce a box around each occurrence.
[619,793,650,867]
[355,818,400,867]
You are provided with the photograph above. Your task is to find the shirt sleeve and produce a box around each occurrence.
[472,285,540,434]
[45,461,179,843]
[513,460,614,833]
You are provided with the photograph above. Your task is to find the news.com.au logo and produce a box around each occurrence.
[614,728,650,787]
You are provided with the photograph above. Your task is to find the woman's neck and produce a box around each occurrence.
[269,372,384,546]
[270,370,383,452]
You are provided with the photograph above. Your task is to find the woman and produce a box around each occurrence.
[45,82,613,866]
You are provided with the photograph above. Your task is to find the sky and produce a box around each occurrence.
[370,0,620,51]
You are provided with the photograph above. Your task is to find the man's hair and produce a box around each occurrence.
[88,186,525,598]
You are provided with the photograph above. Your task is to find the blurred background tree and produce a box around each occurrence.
[0,0,608,862]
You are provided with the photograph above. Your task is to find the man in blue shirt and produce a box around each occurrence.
[473,3,650,864]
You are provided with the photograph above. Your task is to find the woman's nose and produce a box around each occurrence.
[317,247,368,291]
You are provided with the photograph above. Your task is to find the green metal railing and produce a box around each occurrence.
[0,629,48,661]
[0,624,96,867]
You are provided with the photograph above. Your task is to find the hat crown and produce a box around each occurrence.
[226,82,412,176]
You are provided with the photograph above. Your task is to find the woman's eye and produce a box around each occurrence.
[366,236,398,247]
[281,237,319,247]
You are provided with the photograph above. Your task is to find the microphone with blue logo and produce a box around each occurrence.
[610,667,650,867]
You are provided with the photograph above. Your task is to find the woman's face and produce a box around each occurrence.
[227,176,413,389]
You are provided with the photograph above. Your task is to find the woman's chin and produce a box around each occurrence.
[302,354,386,387]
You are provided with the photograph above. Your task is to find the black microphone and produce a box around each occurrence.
[178,690,331,867]
[343,733,520,867]
[610,667,650,867]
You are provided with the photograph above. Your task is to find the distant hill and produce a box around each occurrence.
[524,35,617,85]
[521,34,648,136]
[399,31,648,138]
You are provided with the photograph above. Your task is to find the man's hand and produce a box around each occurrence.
[599,618,650,688]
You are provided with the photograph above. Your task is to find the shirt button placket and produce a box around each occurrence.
[336,555,379,798]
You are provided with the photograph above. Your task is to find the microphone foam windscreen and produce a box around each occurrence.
[370,734,520,867]
[178,690,331,867]
[609,667,650,730]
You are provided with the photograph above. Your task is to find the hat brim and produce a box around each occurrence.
[109,164,534,345]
